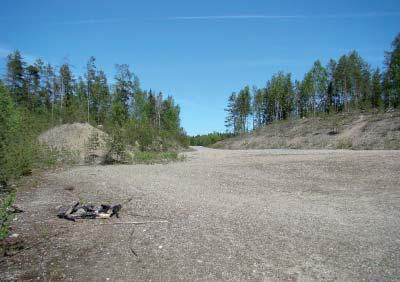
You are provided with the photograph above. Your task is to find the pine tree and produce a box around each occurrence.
[25,63,41,110]
[160,96,180,132]
[384,33,400,108]
[326,59,338,112]
[252,86,264,129]
[237,86,251,132]
[92,70,110,124]
[146,92,157,127]
[371,68,383,109]
[225,92,238,133]
[114,64,134,119]
[283,73,294,119]
[85,56,97,122]
[59,63,74,123]
[5,50,26,106]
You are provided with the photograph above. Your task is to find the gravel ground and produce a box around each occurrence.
[1,147,400,281]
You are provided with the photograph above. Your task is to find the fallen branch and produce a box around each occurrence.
[98,220,169,225]
[129,228,138,257]
[126,212,168,220]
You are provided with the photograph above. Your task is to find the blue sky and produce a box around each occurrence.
[1,0,399,135]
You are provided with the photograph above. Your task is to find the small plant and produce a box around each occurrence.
[0,191,15,256]
[104,129,127,164]
[85,130,101,164]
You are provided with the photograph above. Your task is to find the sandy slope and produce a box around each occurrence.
[214,112,400,150]
[38,123,109,164]
[2,147,400,281]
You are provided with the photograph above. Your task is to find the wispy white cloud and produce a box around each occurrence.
[2,12,399,26]
[162,12,400,21]
[164,15,306,20]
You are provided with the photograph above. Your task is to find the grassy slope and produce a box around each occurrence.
[213,111,400,150]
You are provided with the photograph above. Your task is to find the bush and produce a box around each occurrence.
[0,83,24,182]
[131,151,183,164]
[0,82,69,182]
[85,129,101,164]
[0,191,15,256]
[104,128,127,163]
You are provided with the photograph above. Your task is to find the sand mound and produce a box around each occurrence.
[38,123,109,164]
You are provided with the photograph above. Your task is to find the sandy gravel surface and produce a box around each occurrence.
[1,147,400,281]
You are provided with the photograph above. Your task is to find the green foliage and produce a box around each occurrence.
[131,151,182,164]
[267,72,294,121]
[3,51,188,164]
[0,82,24,182]
[371,68,383,109]
[114,64,135,119]
[1,79,90,183]
[224,92,238,132]
[105,128,127,163]
[85,129,101,164]
[385,33,400,108]
[224,86,252,133]
[252,87,265,129]
[161,97,180,132]
[136,121,157,151]
[5,51,26,107]
[224,33,400,133]
[190,132,234,146]
[0,191,15,245]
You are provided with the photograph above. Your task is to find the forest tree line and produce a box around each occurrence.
[189,132,235,146]
[225,33,400,133]
[0,53,188,183]
[3,53,188,147]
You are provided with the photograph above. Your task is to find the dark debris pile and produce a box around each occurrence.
[57,202,122,221]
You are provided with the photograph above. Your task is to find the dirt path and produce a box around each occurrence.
[2,147,400,281]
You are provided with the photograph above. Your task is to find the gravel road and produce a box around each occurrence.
[2,147,400,281]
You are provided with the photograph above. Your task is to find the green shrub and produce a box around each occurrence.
[85,129,101,164]
[0,83,24,182]
[131,151,183,164]
[0,191,15,256]
[104,128,127,163]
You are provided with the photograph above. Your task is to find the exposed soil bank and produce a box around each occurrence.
[214,112,400,150]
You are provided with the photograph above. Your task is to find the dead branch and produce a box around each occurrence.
[98,220,169,225]
[128,228,138,257]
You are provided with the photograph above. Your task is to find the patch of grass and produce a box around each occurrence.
[131,151,184,164]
